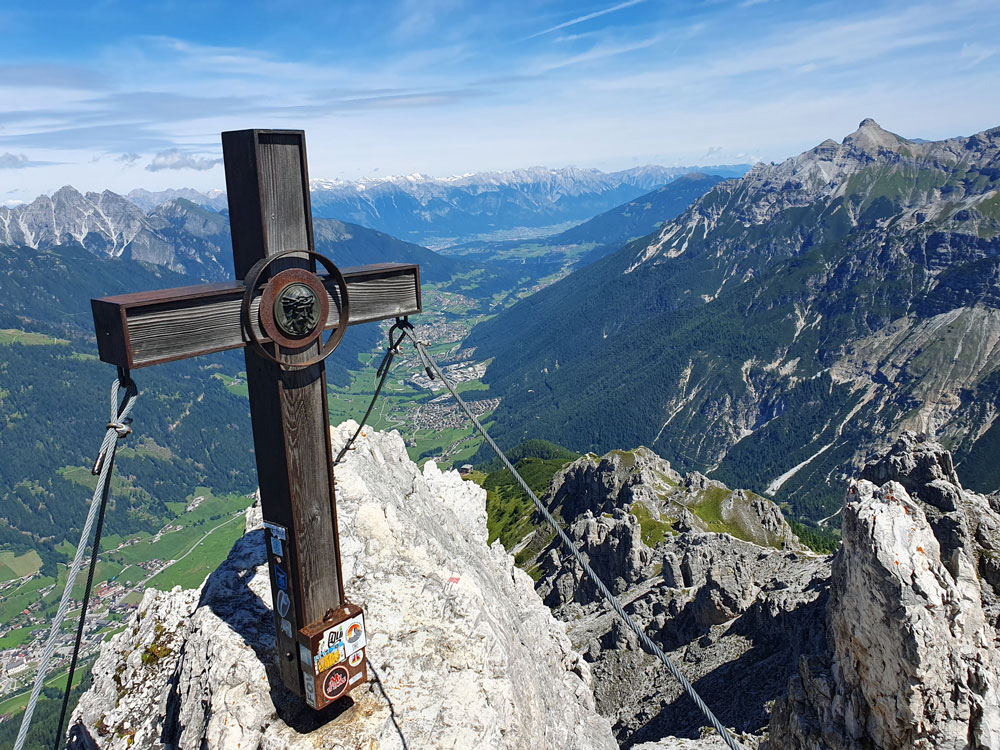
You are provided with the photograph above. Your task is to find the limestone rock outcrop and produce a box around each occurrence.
[767,433,1000,749]
[66,426,1000,750]
[69,423,618,750]
[537,509,654,607]
[534,447,805,613]
[526,449,826,746]
[529,435,1000,749]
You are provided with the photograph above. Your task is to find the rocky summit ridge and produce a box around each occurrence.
[68,427,1000,749]
[69,422,619,750]
[505,435,1000,748]
[767,433,1000,749]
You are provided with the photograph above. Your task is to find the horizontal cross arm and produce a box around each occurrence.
[91,263,421,368]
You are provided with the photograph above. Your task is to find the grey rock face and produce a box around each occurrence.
[767,434,1000,749]
[575,534,828,746]
[535,435,1000,749]
[526,448,823,746]
[0,187,229,279]
[536,448,804,613]
[537,509,654,607]
[547,447,682,521]
[70,423,617,750]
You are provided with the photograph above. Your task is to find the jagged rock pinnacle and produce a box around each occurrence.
[766,433,1000,749]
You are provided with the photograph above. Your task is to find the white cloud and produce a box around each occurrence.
[960,42,996,67]
[145,149,221,172]
[532,34,663,73]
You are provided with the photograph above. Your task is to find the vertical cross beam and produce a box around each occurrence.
[221,130,344,696]
[94,128,419,707]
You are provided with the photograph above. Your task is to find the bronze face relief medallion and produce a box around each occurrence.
[274,282,321,338]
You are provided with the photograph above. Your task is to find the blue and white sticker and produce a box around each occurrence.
[274,567,288,591]
[270,537,283,556]
[276,589,290,618]
[280,618,293,638]
[264,522,287,540]
[303,674,317,707]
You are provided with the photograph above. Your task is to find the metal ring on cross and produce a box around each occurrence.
[240,249,350,370]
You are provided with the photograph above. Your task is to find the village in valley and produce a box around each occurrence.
[0,491,254,720]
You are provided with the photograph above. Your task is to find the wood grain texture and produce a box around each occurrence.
[90,128,420,705]
[91,265,420,368]
[223,129,343,697]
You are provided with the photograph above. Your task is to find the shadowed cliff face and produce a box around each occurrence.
[68,422,619,750]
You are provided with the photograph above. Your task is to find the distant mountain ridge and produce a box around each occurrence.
[0,188,465,284]
[0,187,232,278]
[307,164,747,195]
[468,119,1000,518]
[127,187,228,213]
[115,164,750,247]
[307,164,749,246]
[436,172,728,273]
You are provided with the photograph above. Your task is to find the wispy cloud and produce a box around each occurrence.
[960,42,996,67]
[0,64,108,90]
[525,0,648,40]
[0,152,58,169]
[0,153,30,169]
[145,149,222,172]
[589,2,977,92]
[532,34,663,73]
[0,0,997,200]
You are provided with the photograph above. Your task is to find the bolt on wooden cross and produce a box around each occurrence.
[90,130,421,709]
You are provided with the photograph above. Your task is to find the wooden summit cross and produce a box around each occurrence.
[90,130,421,709]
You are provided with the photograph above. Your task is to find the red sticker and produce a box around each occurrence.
[323,666,350,700]
[349,650,364,667]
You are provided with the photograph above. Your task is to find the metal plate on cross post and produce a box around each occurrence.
[297,604,368,709]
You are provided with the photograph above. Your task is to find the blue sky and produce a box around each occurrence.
[1,0,998,201]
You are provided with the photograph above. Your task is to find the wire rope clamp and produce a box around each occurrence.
[240,249,350,370]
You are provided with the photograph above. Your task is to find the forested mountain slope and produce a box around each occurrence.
[468,119,1000,519]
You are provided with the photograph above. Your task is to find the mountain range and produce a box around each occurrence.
[437,172,728,271]
[0,163,724,576]
[468,119,1000,519]
[111,164,749,248]
[310,165,747,246]
[0,188,465,285]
